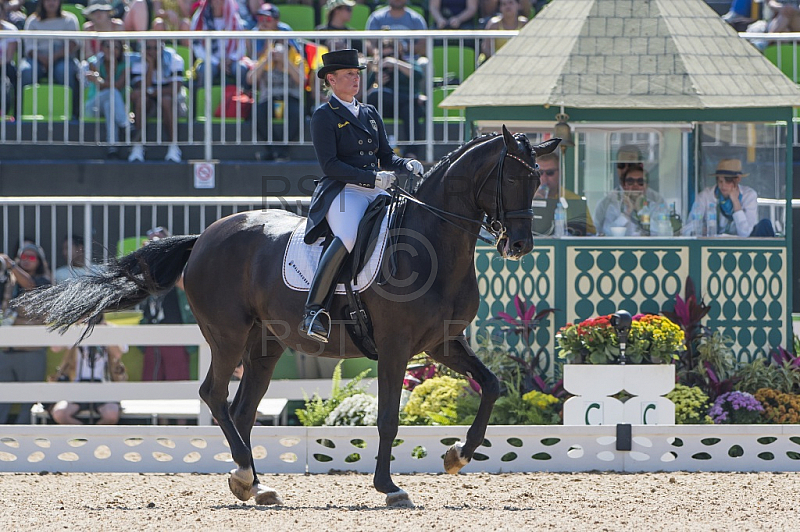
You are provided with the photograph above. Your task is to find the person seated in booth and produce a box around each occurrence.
[83,40,132,159]
[532,152,595,235]
[687,159,775,237]
[316,0,364,53]
[594,163,665,237]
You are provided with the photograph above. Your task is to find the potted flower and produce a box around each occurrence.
[558,313,684,426]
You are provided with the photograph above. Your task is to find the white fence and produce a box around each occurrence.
[0,324,377,425]
[3,423,800,473]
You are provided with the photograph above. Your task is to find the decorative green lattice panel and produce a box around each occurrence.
[566,246,689,323]
[471,244,557,374]
[701,246,787,363]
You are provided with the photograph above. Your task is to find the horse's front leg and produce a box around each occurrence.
[427,335,500,474]
[374,352,414,508]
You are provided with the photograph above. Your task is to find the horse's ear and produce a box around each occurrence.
[501,125,516,148]
[533,138,561,156]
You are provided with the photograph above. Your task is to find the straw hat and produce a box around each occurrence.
[615,145,643,163]
[83,0,114,16]
[710,159,748,178]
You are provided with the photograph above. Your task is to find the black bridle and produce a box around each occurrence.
[393,138,539,245]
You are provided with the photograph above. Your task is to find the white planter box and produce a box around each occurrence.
[562,364,675,426]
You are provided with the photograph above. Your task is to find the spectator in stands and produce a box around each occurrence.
[479,0,527,61]
[19,0,81,117]
[49,328,128,425]
[82,0,124,57]
[687,159,775,237]
[248,38,304,161]
[0,242,52,424]
[0,0,19,116]
[84,40,132,159]
[128,40,186,163]
[316,0,364,52]
[138,227,195,381]
[366,38,426,158]
[533,152,595,236]
[366,0,428,57]
[153,0,192,31]
[190,0,251,88]
[251,4,298,58]
[431,0,478,30]
[3,0,26,29]
[54,234,92,283]
[123,0,154,31]
[595,164,665,237]
[765,0,800,32]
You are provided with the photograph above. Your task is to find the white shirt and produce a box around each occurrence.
[334,95,360,118]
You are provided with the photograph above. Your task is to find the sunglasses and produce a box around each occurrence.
[540,169,558,176]
[19,253,38,261]
[624,178,645,186]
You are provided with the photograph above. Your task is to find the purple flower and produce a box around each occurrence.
[710,391,764,424]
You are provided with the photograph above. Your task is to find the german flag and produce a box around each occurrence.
[303,42,328,90]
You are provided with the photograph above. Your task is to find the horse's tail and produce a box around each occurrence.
[12,235,199,342]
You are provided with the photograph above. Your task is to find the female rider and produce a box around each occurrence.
[301,48,423,343]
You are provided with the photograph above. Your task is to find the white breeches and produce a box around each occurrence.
[326,184,389,252]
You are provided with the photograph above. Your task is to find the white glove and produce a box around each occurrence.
[405,159,424,176]
[375,171,397,190]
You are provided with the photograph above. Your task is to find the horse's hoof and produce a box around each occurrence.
[228,468,255,502]
[443,442,470,474]
[252,484,283,506]
[386,490,414,508]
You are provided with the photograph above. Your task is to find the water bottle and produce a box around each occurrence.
[535,183,550,200]
[554,203,567,237]
[706,202,717,237]
[637,201,651,236]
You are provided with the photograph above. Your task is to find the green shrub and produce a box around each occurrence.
[666,384,713,424]
[402,375,479,425]
[295,361,372,427]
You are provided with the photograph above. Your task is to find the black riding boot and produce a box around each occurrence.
[300,237,349,343]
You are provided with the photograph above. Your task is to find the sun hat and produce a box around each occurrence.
[616,145,643,163]
[83,0,115,16]
[316,49,366,79]
[710,159,748,178]
[326,0,356,11]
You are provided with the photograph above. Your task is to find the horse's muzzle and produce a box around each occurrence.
[497,236,533,260]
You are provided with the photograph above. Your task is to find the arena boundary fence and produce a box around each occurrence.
[2,424,800,474]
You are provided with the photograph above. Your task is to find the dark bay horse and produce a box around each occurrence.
[15,126,559,507]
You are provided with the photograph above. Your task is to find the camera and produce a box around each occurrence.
[0,260,7,283]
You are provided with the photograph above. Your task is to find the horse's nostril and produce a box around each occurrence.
[512,240,525,250]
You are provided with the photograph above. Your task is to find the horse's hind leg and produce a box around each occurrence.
[227,325,283,505]
[198,326,256,502]
[426,336,500,474]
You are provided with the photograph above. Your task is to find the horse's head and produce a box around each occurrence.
[482,126,560,259]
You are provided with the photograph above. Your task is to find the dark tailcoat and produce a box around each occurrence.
[304,96,409,244]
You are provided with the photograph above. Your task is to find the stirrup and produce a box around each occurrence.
[302,308,331,343]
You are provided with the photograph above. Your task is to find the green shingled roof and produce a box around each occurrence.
[441,0,800,109]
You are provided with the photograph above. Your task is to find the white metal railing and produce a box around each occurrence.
[0,325,377,425]
[0,196,310,269]
[1,30,518,161]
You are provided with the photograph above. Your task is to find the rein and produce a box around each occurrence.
[392,141,538,245]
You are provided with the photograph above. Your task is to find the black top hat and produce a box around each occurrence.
[317,49,366,79]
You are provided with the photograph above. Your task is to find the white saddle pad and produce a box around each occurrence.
[282,216,390,294]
